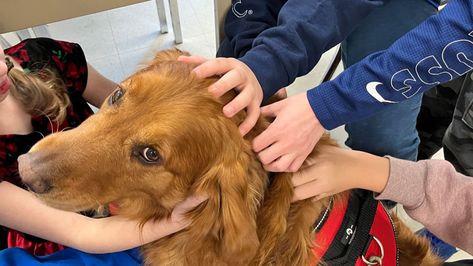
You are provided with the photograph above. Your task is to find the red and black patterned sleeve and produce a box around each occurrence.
[5,38,89,95]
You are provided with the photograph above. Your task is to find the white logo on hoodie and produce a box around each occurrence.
[232,0,253,18]
[367,31,473,103]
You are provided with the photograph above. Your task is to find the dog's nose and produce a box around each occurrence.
[18,153,52,194]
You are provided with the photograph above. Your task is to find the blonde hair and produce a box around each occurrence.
[8,67,70,123]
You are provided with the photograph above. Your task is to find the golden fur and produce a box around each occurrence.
[19,50,441,265]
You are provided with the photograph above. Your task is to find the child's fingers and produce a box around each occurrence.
[222,89,252,117]
[287,153,309,173]
[260,100,284,118]
[180,194,208,210]
[312,193,330,202]
[172,195,208,217]
[209,69,244,97]
[253,120,280,152]
[292,179,321,202]
[192,58,238,79]
[177,55,208,65]
[291,167,318,187]
[264,153,294,172]
[257,141,286,165]
[239,103,260,136]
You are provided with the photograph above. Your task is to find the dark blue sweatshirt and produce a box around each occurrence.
[308,0,473,129]
[218,0,441,101]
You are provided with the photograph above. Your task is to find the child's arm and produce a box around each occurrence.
[291,146,389,202]
[292,146,473,254]
[82,64,118,108]
[0,181,205,253]
[376,157,473,255]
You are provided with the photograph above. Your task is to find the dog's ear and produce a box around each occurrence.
[194,148,263,264]
[217,161,260,261]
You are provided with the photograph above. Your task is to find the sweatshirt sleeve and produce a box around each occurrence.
[376,157,473,254]
[235,0,385,101]
[308,0,473,130]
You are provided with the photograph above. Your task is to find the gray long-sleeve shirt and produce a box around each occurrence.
[376,157,473,255]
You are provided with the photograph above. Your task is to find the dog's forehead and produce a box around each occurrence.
[117,69,224,126]
[124,67,210,100]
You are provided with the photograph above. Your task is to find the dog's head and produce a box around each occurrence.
[18,50,266,259]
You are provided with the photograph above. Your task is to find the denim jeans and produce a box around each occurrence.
[342,0,438,160]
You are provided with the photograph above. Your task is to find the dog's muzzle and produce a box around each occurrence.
[18,153,53,194]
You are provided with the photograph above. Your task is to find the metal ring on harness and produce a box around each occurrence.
[361,235,384,265]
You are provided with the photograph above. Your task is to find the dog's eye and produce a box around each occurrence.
[140,147,160,163]
[132,146,161,165]
[109,88,124,105]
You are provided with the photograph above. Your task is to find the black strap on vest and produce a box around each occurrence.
[322,189,378,265]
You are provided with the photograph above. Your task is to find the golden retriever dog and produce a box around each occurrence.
[18,50,441,266]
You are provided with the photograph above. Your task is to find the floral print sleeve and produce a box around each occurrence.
[5,37,89,95]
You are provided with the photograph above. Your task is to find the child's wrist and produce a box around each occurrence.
[356,152,389,193]
[345,151,387,193]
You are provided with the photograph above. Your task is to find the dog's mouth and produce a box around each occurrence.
[17,153,121,213]
[108,202,120,215]
[32,190,110,214]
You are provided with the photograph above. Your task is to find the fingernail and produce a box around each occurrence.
[193,69,201,77]
[223,106,234,117]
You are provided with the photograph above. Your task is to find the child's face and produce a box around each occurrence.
[0,44,11,103]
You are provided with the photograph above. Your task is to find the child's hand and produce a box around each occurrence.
[266,88,287,104]
[167,194,208,230]
[291,146,389,202]
[74,194,208,253]
[253,92,325,172]
[143,194,208,241]
[291,146,358,202]
[178,56,263,136]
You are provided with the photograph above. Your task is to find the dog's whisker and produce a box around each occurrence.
[32,108,60,134]
[34,131,45,139]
